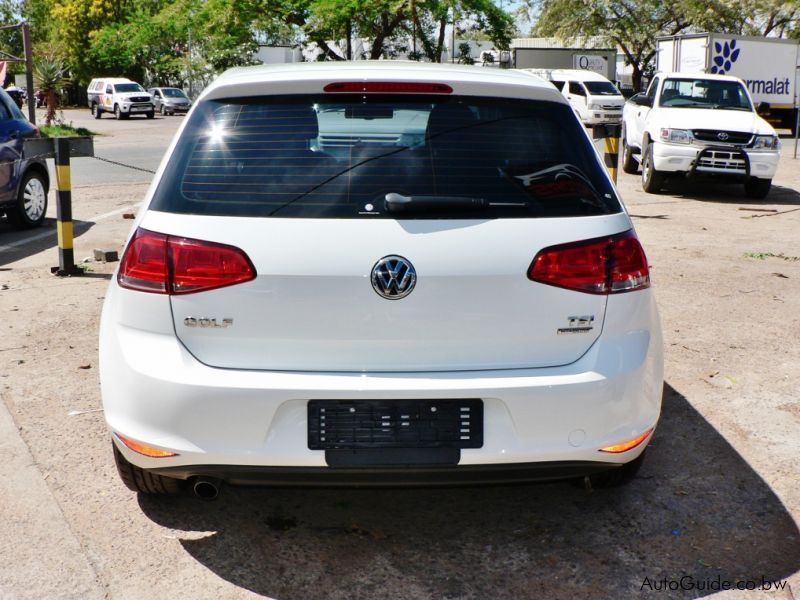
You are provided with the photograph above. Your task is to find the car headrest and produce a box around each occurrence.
[425,104,477,143]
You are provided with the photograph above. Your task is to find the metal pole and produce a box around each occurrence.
[22,24,35,124]
[53,138,81,276]
[593,124,621,184]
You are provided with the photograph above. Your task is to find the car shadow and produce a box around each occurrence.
[0,216,95,267]
[137,384,800,599]
[660,180,800,206]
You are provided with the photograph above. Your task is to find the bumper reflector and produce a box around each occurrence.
[115,433,178,458]
[599,428,654,454]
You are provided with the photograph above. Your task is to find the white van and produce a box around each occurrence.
[520,69,625,126]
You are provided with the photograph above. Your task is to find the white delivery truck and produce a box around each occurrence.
[656,33,800,133]
[517,68,625,125]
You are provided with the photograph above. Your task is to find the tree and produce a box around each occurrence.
[33,55,68,125]
[535,0,698,91]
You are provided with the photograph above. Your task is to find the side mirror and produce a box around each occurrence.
[631,94,653,108]
[756,101,770,116]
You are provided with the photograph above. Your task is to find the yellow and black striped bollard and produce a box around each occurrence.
[52,138,82,276]
[592,124,621,184]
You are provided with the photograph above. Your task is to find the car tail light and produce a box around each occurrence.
[323,82,453,94]
[528,230,650,294]
[115,433,178,458]
[599,428,653,453]
[118,227,255,294]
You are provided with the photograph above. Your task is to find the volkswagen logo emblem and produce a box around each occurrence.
[371,255,416,299]
[717,132,729,141]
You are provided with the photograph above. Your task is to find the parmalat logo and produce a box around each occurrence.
[712,38,790,95]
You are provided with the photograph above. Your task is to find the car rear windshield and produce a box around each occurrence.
[150,94,622,219]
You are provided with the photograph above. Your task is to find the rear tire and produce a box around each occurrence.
[112,443,184,494]
[575,450,647,489]
[7,170,48,229]
[620,126,638,174]
[92,103,101,119]
[641,143,665,193]
[744,177,771,199]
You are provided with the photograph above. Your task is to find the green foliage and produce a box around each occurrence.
[33,55,69,125]
[535,0,800,90]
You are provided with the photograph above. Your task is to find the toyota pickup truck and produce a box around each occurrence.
[621,72,780,198]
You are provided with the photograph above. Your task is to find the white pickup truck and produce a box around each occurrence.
[621,72,781,198]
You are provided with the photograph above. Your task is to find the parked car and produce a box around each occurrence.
[148,87,192,116]
[100,62,664,498]
[519,69,625,126]
[0,88,49,229]
[87,77,154,120]
[621,72,781,198]
[5,86,25,109]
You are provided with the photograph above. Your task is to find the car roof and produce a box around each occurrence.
[548,69,611,82]
[201,61,567,105]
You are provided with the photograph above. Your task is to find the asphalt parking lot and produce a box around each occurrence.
[1,110,799,599]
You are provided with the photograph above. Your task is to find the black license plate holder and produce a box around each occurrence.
[307,399,483,450]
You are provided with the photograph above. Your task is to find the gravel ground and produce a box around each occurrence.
[0,112,798,599]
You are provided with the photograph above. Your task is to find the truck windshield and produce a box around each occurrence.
[660,78,752,111]
[584,81,620,96]
[115,83,145,93]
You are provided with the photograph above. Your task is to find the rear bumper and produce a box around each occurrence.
[149,460,621,487]
[100,286,663,479]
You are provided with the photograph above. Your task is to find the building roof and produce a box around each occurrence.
[512,37,614,50]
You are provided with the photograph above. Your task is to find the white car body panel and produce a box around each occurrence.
[142,210,631,372]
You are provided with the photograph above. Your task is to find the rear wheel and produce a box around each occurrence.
[576,450,647,489]
[641,143,665,193]
[112,443,184,494]
[620,126,638,174]
[744,177,771,199]
[7,170,48,229]
[91,103,101,119]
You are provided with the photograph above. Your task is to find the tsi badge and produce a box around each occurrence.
[558,315,594,335]
[184,317,233,329]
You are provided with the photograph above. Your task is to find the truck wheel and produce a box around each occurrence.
[621,126,638,174]
[641,144,665,193]
[146,111,155,119]
[744,178,771,199]
[112,443,184,494]
[114,105,122,120]
[92,103,101,119]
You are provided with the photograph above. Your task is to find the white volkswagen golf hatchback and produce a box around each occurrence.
[100,62,663,498]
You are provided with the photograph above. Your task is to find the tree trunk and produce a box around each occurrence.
[45,90,57,126]
[346,19,352,60]
[435,17,447,63]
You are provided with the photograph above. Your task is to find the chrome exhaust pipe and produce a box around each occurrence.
[192,477,221,500]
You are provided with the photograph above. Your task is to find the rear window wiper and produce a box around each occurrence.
[385,192,526,214]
